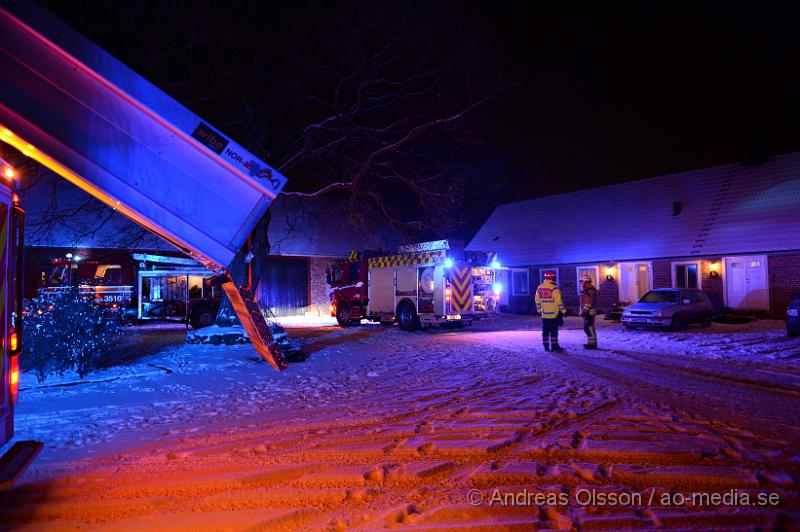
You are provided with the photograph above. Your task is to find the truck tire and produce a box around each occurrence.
[397,301,419,332]
[336,302,354,327]
[190,302,219,329]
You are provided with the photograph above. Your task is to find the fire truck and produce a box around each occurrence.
[327,240,503,330]
[40,252,221,328]
[0,2,289,485]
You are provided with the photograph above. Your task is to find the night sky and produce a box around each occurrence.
[40,1,800,239]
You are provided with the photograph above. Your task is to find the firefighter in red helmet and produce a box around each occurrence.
[535,270,566,352]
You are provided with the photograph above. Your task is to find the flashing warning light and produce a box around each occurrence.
[66,253,73,259]
[491,260,500,268]
[494,283,502,296]
[444,258,454,268]
[10,355,20,403]
[4,167,14,179]
[12,193,19,204]
[9,331,18,352]
[445,287,451,302]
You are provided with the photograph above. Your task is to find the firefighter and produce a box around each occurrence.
[580,275,599,349]
[535,271,566,352]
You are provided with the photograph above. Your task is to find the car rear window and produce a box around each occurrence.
[640,291,679,303]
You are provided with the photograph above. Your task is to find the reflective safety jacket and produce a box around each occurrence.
[580,283,598,315]
[535,279,565,318]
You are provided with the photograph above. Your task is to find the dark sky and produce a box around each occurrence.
[41,1,800,237]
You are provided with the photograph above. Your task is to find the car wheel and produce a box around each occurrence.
[670,315,682,332]
[397,301,419,332]
[190,303,219,329]
[701,313,713,328]
[336,302,353,327]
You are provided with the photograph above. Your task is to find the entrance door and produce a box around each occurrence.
[619,263,651,303]
[725,256,769,310]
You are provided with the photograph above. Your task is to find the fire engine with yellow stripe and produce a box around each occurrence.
[327,240,503,330]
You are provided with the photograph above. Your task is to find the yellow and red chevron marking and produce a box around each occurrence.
[368,249,445,269]
[450,266,473,312]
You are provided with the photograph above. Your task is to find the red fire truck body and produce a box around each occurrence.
[40,252,222,328]
[41,251,136,315]
[328,241,502,330]
[0,158,29,467]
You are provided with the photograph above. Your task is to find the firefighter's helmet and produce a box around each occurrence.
[544,271,556,280]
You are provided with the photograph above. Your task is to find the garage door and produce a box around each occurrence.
[255,257,309,316]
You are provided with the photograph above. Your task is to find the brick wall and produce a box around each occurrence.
[769,253,800,315]
[597,275,619,311]
[652,260,672,289]
[308,256,336,316]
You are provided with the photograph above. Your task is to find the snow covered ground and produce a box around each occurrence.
[2,315,799,530]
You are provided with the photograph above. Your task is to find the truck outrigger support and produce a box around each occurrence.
[214,274,287,371]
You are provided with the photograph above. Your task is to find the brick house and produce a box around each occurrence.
[467,153,800,318]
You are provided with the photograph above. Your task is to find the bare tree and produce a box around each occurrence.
[36,0,505,317]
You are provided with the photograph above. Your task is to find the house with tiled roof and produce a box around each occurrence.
[467,153,800,317]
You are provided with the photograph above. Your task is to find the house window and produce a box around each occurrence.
[576,266,599,294]
[673,262,700,289]
[511,269,530,296]
[539,268,559,285]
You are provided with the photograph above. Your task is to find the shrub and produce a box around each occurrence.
[22,289,127,382]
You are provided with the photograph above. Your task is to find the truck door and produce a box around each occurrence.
[0,184,20,448]
[396,268,418,302]
[368,267,395,315]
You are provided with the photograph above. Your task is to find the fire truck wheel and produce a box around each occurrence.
[336,302,354,327]
[397,301,420,332]
[190,303,219,329]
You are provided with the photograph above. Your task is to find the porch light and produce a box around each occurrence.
[709,262,721,278]
[604,266,616,281]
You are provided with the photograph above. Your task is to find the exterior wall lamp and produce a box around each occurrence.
[709,262,721,278]
[604,265,616,281]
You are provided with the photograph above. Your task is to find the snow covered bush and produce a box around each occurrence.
[22,289,127,381]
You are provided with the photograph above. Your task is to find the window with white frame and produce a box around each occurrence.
[511,269,530,296]
[576,266,599,294]
[672,261,701,289]
[539,268,559,285]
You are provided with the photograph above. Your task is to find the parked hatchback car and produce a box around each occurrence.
[622,288,713,331]
[787,294,800,337]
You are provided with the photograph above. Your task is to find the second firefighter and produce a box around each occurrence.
[580,275,599,349]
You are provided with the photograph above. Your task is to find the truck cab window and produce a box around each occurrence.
[349,263,360,282]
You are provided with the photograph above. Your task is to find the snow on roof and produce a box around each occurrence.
[467,152,800,265]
